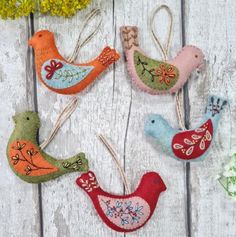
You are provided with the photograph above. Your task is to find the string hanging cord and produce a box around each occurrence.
[175,89,186,131]
[149,4,173,61]
[40,9,103,149]
[98,134,131,194]
[68,8,102,63]
[150,5,186,130]
[40,97,79,149]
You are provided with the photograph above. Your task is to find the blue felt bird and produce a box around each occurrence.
[144,96,228,162]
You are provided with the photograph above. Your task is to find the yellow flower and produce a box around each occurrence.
[40,0,91,17]
[0,0,35,19]
[0,0,91,19]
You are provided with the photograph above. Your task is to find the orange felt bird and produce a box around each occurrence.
[28,30,120,95]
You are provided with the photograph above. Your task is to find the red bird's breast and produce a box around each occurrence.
[98,195,150,230]
[172,119,213,160]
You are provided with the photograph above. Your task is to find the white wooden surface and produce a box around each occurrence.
[0,1,235,237]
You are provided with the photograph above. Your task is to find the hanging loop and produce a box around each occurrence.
[175,89,187,131]
[99,134,131,194]
[40,97,79,149]
[150,5,173,61]
[68,8,102,63]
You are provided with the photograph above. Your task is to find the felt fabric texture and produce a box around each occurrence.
[144,96,228,162]
[29,30,120,95]
[76,171,166,232]
[120,26,204,94]
[7,111,89,183]
[218,154,236,201]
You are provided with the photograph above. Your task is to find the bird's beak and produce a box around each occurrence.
[197,59,206,70]
[28,38,33,46]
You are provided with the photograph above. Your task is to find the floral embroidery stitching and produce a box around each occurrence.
[172,119,213,159]
[155,64,176,85]
[11,141,54,175]
[102,199,144,226]
[44,59,63,79]
[79,172,99,192]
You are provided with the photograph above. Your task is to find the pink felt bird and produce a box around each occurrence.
[120,26,204,94]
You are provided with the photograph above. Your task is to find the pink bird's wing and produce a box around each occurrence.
[98,195,151,231]
[172,119,213,160]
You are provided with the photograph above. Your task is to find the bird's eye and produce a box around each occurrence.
[195,54,198,58]
[26,117,30,120]
[151,120,155,124]
[38,34,42,38]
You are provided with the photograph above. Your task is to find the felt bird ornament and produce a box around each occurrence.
[76,171,166,232]
[144,96,228,161]
[120,26,204,94]
[7,111,89,183]
[28,30,120,95]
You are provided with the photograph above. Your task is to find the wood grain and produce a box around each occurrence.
[0,0,235,236]
[185,0,236,236]
[0,18,40,236]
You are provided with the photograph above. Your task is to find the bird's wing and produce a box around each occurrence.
[133,50,179,91]
[172,119,213,160]
[98,195,150,230]
[8,140,58,176]
[41,59,94,89]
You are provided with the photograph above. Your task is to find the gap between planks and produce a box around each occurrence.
[181,0,192,237]
[28,13,44,237]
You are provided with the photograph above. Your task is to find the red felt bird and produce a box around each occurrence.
[76,171,166,232]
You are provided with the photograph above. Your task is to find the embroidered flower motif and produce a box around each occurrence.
[102,199,144,226]
[25,165,32,175]
[12,141,26,151]
[11,154,20,165]
[26,148,38,156]
[155,64,176,85]
[44,60,63,80]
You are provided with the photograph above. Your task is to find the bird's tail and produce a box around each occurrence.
[76,171,100,193]
[97,46,120,67]
[206,95,228,117]
[120,26,139,50]
[59,152,89,173]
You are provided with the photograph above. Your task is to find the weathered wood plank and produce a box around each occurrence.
[0,18,40,236]
[115,0,187,236]
[185,0,236,236]
[34,1,125,236]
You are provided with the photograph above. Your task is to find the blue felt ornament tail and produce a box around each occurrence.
[206,95,228,118]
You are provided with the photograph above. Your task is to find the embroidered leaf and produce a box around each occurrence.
[200,139,205,150]
[205,130,212,141]
[191,134,201,140]
[186,146,194,156]
[173,143,183,149]
[195,127,206,133]
[77,171,99,192]
[184,139,194,145]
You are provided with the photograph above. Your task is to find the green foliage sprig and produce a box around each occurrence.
[0,0,91,19]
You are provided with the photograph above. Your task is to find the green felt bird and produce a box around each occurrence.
[6,111,89,183]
